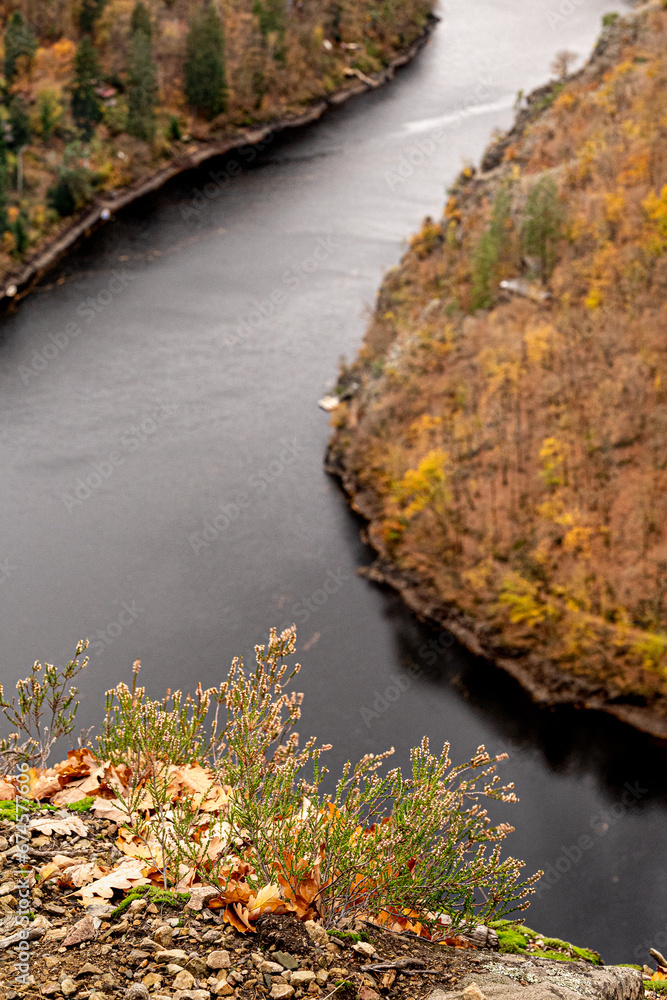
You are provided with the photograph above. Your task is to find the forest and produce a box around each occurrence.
[0,0,433,280]
[328,4,667,725]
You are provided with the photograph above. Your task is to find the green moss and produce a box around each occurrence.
[0,799,56,817]
[110,884,191,918]
[645,981,667,994]
[327,929,370,944]
[617,964,642,971]
[572,945,602,965]
[489,921,600,965]
[67,796,96,813]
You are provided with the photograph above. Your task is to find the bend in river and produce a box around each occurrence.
[1,0,665,964]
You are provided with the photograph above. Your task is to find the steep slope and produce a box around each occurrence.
[327,2,667,736]
[0,0,433,289]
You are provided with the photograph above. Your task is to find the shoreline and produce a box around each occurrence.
[0,17,437,311]
[325,451,667,744]
[323,0,667,744]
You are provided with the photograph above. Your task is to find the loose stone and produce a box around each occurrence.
[173,969,196,991]
[206,949,231,970]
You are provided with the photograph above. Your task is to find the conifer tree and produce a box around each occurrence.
[253,0,285,40]
[521,176,564,282]
[126,1,158,141]
[0,136,8,234]
[79,0,108,36]
[8,97,31,151]
[184,3,227,120]
[4,12,37,85]
[71,36,103,140]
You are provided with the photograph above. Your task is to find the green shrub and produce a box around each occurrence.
[521,176,565,281]
[2,627,540,932]
[471,186,512,310]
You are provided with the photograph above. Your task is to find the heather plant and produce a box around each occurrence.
[0,627,539,929]
[0,640,89,769]
[93,626,538,929]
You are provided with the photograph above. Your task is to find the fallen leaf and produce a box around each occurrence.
[60,862,110,889]
[38,855,89,882]
[28,814,88,838]
[51,786,90,807]
[92,798,128,824]
[30,770,62,801]
[0,779,15,801]
[77,859,150,905]
[248,883,284,919]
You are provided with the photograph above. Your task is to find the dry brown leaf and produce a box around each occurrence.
[77,859,150,905]
[0,778,15,801]
[60,862,109,889]
[37,862,62,883]
[223,902,254,933]
[30,770,62,801]
[174,867,198,892]
[116,827,158,862]
[28,814,88,838]
[200,784,230,814]
[38,854,89,882]
[51,785,91,806]
[92,798,128,824]
[248,883,285,919]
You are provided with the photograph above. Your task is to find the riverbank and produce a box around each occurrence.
[0,15,437,312]
[326,0,667,740]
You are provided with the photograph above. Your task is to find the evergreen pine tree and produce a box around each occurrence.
[521,176,564,282]
[184,3,227,120]
[4,12,37,85]
[253,0,285,40]
[8,97,31,151]
[71,36,103,140]
[126,1,158,142]
[79,0,108,36]
[131,0,152,36]
[0,137,8,234]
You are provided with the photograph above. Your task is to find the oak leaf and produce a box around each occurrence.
[28,814,88,838]
[77,859,150,905]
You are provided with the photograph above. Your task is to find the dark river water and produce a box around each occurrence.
[1,0,665,964]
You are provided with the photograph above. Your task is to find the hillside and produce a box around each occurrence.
[327,1,667,736]
[0,0,433,289]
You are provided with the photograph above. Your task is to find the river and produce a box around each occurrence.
[1,0,665,964]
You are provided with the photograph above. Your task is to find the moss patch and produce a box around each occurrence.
[489,920,601,965]
[110,884,191,918]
